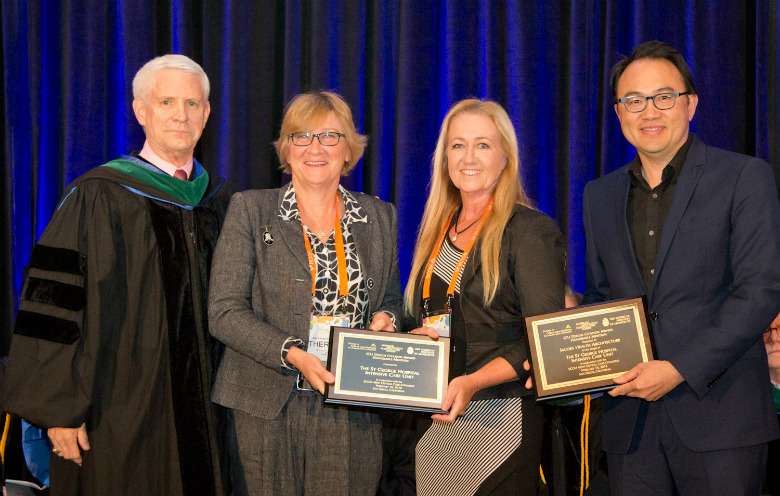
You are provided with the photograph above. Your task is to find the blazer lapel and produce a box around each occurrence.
[651,136,706,297]
[275,188,311,274]
[351,214,382,313]
[458,225,483,296]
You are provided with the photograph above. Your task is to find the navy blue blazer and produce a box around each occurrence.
[583,135,780,454]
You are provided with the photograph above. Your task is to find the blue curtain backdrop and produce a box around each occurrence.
[2,0,779,353]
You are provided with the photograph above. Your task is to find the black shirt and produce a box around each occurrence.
[626,134,693,293]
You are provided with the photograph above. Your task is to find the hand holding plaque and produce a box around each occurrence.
[324,327,450,413]
[523,297,656,401]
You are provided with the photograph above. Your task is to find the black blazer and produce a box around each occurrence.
[409,204,566,401]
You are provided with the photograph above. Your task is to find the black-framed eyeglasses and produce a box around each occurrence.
[288,132,345,146]
[616,92,692,113]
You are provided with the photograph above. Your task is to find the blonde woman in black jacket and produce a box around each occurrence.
[405,99,565,496]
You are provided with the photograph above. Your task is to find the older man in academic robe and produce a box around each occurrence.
[3,54,233,496]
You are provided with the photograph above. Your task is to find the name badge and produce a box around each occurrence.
[308,314,350,365]
[422,310,451,338]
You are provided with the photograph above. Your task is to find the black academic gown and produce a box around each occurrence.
[2,157,233,495]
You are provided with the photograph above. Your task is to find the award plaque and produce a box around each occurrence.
[324,327,449,414]
[523,297,656,401]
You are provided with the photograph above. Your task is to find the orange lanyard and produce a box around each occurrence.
[422,200,493,311]
[302,195,349,299]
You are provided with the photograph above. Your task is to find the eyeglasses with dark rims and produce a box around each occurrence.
[289,132,345,146]
[616,91,692,113]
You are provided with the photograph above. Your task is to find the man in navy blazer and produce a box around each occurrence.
[583,40,780,495]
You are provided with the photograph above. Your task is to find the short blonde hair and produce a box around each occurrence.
[274,91,367,175]
[404,99,532,314]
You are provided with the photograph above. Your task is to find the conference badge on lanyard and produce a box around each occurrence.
[420,200,493,339]
[422,307,452,338]
[302,195,351,367]
[307,314,349,366]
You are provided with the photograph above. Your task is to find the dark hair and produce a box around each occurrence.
[610,40,696,101]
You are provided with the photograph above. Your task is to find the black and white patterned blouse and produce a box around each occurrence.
[279,183,370,326]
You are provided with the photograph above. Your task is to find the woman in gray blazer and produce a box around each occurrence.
[208,91,402,495]
[404,99,565,496]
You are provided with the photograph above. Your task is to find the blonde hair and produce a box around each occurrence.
[274,91,367,175]
[404,99,532,315]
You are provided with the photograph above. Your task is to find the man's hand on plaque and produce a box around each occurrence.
[287,346,335,395]
[431,374,478,424]
[523,360,533,390]
[608,360,683,401]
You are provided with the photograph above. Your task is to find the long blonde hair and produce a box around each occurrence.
[404,99,532,315]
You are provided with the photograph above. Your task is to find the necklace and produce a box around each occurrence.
[451,211,481,241]
[307,194,340,243]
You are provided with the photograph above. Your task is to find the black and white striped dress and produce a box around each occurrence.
[416,236,525,496]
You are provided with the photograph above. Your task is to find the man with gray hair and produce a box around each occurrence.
[2,54,233,495]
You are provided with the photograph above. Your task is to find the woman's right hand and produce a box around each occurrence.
[286,346,335,395]
[408,327,440,339]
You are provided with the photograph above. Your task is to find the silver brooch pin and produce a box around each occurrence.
[262,226,274,245]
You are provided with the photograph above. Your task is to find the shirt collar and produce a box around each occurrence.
[139,140,194,179]
[627,133,694,188]
[278,183,367,225]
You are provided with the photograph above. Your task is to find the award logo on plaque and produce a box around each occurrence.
[324,327,450,413]
[523,297,656,401]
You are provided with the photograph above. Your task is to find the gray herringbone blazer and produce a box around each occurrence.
[208,187,402,419]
